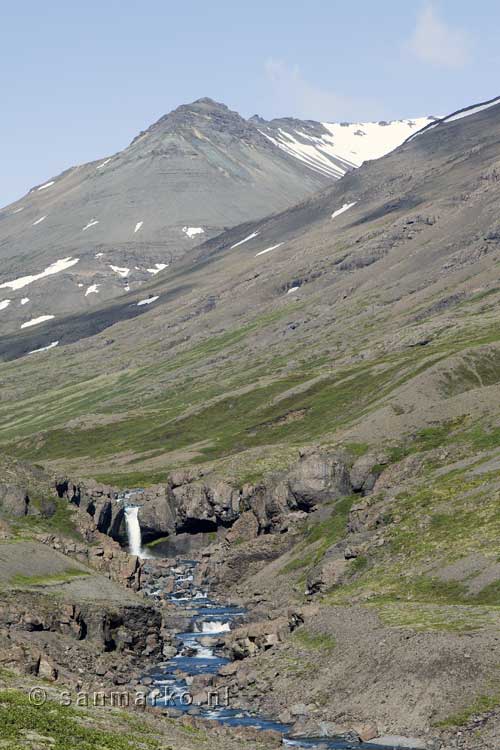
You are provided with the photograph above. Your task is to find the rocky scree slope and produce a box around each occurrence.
[0,98,332,335]
[0,98,431,337]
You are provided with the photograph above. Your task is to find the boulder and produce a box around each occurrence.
[307,558,349,594]
[352,722,378,741]
[348,501,385,534]
[37,656,58,681]
[0,484,29,517]
[171,479,240,532]
[349,453,385,493]
[289,703,308,717]
[287,450,352,509]
[225,512,259,545]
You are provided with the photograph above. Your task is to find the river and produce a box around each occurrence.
[137,555,413,750]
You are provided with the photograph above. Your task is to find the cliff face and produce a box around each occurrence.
[0,540,162,689]
[57,448,359,545]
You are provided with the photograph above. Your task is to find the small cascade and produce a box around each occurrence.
[124,506,143,557]
[194,620,231,634]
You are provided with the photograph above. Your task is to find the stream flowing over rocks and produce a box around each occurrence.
[134,546,420,749]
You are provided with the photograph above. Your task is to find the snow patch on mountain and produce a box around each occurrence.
[332,202,357,220]
[260,117,434,179]
[407,96,500,143]
[256,243,284,257]
[85,284,100,296]
[82,219,99,232]
[0,257,80,291]
[37,181,55,191]
[29,341,59,354]
[137,296,159,306]
[146,263,168,275]
[134,221,144,233]
[231,231,260,249]
[183,226,204,239]
[21,315,55,329]
[0,300,11,311]
[32,216,47,226]
[109,265,130,278]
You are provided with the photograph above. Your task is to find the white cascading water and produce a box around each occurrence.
[195,621,231,634]
[124,506,142,557]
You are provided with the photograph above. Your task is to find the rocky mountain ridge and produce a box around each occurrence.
[0,98,430,336]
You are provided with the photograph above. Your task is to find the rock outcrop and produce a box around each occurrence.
[56,448,356,548]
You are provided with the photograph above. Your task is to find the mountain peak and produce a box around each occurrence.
[190,96,229,109]
[131,97,257,146]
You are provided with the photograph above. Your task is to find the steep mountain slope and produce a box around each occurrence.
[2,96,500,748]
[252,114,435,177]
[0,98,331,334]
[0,99,430,336]
[0,94,500,478]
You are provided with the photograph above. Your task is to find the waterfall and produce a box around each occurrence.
[124,506,142,557]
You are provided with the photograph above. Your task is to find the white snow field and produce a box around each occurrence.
[0,257,79,291]
[260,117,434,179]
[82,219,99,231]
[37,181,55,191]
[109,265,130,278]
[408,96,500,142]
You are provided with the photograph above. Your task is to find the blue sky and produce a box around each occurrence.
[1,0,499,207]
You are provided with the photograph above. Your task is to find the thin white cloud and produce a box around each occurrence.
[406,3,471,69]
[264,58,374,121]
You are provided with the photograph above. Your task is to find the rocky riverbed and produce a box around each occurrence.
[136,554,428,749]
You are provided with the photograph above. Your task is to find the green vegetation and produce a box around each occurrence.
[0,689,162,750]
[280,495,355,575]
[292,628,336,653]
[144,536,171,549]
[373,602,500,633]
[11,569,89,588]
[10,498,82,541]
[323,460,500,625]
[436,692,500,727]
[2,289,500,486]
[349,555,368,574]
[2,362,403,468]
